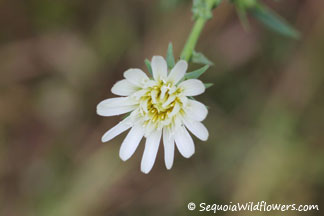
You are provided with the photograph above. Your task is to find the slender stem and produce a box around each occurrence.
[180,0,216,61]
[180,18,207,61]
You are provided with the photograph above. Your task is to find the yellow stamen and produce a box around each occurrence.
[152,115,158,123]
[160,113,165,120]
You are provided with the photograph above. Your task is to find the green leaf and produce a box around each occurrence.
[184,65,209,79]
[235,4,250,31]
[188,96,195,100]
[212,0,223,8]
[204,83,214,88]
[166,42,175,69]
[250,4,300,39]
[144,59,153,76]
[122,112,131,119]
[192,51,214,65]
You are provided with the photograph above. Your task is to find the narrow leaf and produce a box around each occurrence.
[188,96,195,100]
[236,6,250,31]
[250,4,300,39]
[184,65,210,79]
[122,112,131,119]
[204,83,214,88]
[144,59,153,76]
[166,42,175,69]
[192,51,214,65]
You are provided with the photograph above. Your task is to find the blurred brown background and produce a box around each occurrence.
[0,0,323,215]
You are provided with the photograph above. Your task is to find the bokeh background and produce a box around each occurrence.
[0,0,323,215]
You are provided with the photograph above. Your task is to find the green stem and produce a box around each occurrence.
[180,18,207,61]
[180,0,216,61]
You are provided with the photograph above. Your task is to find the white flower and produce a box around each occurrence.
[97,56,209,173]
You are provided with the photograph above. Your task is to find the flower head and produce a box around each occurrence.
[97,56,208,173]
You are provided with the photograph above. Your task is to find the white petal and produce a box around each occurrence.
[168,102,180,118]
[123,69,149,86]
[101,117,132,142]
[151,56,167,81]
[119,125,144,161]
[111,79,138,96]
[162,95,176,108]
[179,79,205,96]
[96,97,137,116]
[151,89,158,104]
[172,115,183,131]
[129,108,143,123]
[179,95,188,107]
[183,119,209,141]
[133,89,147,100]
[159,85,168,100]
[186,99,208,121]
[163,128,174,170]
[167,60,188,84]
[143,121,156,137]
[168,86,177,94]
[174,126,195,158]
[144,80,156,88]
[97,105,135,116]
[141,129,162,174]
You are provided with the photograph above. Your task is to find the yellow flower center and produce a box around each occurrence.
[140,81,182,125]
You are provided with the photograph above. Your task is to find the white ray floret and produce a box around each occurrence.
[97,56,209,174]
